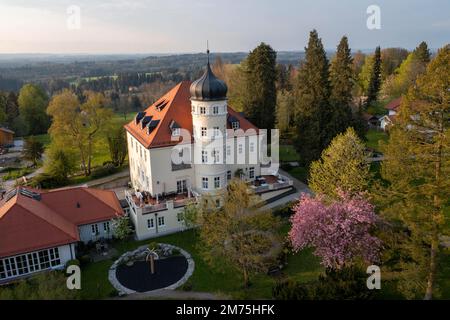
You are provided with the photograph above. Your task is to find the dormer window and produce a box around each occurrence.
[169,120,181,137]
[172,128,180,137]
[232,121,240,129]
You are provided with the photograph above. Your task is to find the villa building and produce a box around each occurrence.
[124,55,293,240]
[0,187,123,283]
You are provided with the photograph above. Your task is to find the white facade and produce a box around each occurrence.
[78,220,115,243]
[126,93,265,240]
[0,244,74,283]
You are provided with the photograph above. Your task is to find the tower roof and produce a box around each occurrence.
[189,54,228,101]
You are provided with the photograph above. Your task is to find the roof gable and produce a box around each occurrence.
[124,81,259,149]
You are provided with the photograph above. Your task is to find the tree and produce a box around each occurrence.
[47,90,113,176]
[357,54,375,96]
[413,41,431,63]
[328,36,354,137]
[196,180,281,287]
[379,45,449,300]
[22,136,44,167]
[365,46,382,107]
[244,43,277,129]
[309,127,371,199]
[107,127,127,167]
[275,90,295,135]
[289,192,381,270]
[17,84,49,135]
[226,63,248,112]
[381,47,409,79]
[382,49,428,99]
[44,147,77,184]
[294,30,331,164]
[112,215,133,240]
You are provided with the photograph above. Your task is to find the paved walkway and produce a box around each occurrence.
[261,169,311,210]
[115,289,227,300]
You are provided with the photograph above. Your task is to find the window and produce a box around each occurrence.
[202,177,209,189]
[201,127,207,137]
[250,142,255,153]
[144,151,147,162]
[226,145,231,156]
[202,150,208,163]
[103,221,110,232]
[172,128,180,137]
[238,144,243,154]
[232,121,240,129]
[177,212,184,222]
[214,177,220,189]
[215,199,221,207]
[200,107,206,114]
[158,216,165,227]
[213,106,219,114]
[213,149,220,163]
[131,139,134,149]
[192,106,196,113]
[0,248,61,280]
[91,224,99,235]
[227,170,232,181]
[177,180,187,194]
[147,218,154,229]
[213,127,220,137]
[249,167,255,179]
[140,146,143,158]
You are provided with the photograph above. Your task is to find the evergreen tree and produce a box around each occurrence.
[413,41,431,63]
[294,30,331,164]
[244,43,277,129]
[366,46,382,107]
[379,45,449,299]
[329,36,354,137]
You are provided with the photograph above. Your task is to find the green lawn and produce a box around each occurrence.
[365,129,388,152]
[279,145,301,163]
[81,222,323,300]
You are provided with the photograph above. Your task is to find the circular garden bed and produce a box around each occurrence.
[108,243,194,295]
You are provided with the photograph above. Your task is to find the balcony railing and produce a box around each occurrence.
[125,188,199,215]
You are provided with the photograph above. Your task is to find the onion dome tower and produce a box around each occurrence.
[190,48,228,195]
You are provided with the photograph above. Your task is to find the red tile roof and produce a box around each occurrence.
[124,81,259,149]
[385,97,402,111]
[0,187,123,258]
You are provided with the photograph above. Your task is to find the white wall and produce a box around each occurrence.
[78,220,115,243]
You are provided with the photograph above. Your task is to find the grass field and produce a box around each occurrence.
[365,129,388,152]
[81,221,323,300]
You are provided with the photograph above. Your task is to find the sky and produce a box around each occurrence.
[0,0,448,54]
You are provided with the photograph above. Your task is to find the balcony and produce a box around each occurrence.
[250,174,293,194]
[125,189,199,215]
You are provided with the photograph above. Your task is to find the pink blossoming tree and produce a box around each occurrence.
[289,192,381,270]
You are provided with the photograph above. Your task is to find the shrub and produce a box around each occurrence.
[181,280,193,291]
[31,173,67,189]
[78,255,91,266]
[65,259,80,268]
[272,267,375,300]
[148,242,159,250]
[172,248,181,256]
[91,163,118,179]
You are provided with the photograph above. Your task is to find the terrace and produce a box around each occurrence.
[250,174,294,194]
[125,189,199,215]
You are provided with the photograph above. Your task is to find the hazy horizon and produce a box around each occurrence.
[0,0,449,54]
